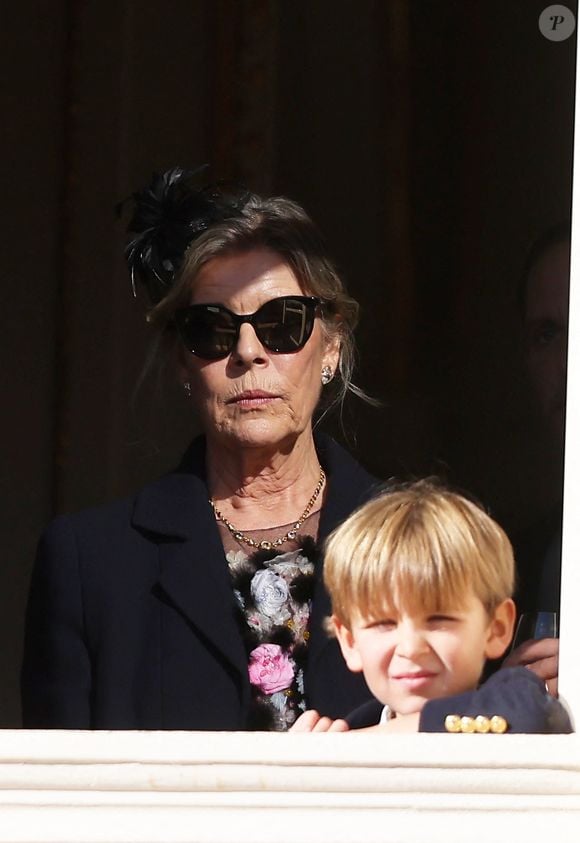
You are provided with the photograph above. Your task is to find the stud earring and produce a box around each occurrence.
[321,366,334,385]
[183,381,192,398]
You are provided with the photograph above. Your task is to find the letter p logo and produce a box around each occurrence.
[539,5,576,41]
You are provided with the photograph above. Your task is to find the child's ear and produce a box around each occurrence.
[333,616,364,673]
[484,598,517,660]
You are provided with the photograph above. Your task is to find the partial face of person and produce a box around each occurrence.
[525,240,570,435]
[178,247,340,451]
[334,593,514,717]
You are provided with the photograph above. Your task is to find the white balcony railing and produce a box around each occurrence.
[0,730,578,842]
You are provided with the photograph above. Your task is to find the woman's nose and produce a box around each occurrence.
[232,322,268,367]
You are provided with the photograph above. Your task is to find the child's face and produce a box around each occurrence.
[334,594,515,717]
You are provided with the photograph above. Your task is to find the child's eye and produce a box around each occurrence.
[427,614,458,627]
[367,619,396,631]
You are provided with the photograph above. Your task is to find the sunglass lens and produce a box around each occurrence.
[178,305,236,359]
[256,297,315,352]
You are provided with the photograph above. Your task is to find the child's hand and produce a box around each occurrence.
[290,710,350,732]
[502,637,559,696]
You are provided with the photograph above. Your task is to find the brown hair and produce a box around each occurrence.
[324,479,515,627]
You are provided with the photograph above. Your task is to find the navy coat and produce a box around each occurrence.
[346,667,573,733]
[21,435,378,729]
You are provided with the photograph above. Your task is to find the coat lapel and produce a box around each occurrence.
[131,441,248,681]
[131,435,378,691]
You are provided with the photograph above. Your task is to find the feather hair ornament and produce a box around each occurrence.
[121,166,249,305]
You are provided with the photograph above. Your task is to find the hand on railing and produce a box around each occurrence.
[289,710,350,732]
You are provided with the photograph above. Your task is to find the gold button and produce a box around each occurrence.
[460,716,476,733]
[490,715,508,734]
[474,715,491,733]
[445,714,462,733]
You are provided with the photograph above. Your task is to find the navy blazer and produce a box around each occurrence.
[21,434,379,729]
[346,667,573,734]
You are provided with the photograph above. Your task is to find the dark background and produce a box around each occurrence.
[1,1,576,726]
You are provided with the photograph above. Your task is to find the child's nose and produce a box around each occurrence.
[395,623,429,658]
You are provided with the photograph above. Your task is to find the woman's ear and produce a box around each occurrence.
[322,328,341,378]
[484,598,517,660]
[333,616,364,673]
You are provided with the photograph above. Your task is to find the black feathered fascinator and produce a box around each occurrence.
[122,166,250,305]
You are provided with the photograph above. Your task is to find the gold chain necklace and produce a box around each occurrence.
[210,468,326,551]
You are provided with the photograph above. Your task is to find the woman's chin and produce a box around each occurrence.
[211,417,306,453]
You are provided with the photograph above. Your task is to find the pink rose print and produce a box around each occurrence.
[248,644,295,694]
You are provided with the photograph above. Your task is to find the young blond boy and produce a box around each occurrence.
[295,480,571,734]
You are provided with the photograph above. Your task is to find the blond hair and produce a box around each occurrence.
[324,479,515,627]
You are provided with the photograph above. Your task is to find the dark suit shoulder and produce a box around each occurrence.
[345,668,573,734]
[46,494,135,536]
[420,667,573,734]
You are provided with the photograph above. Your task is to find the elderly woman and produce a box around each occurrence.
[21,168,378,730]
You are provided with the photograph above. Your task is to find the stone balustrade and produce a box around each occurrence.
[0,730,578,842]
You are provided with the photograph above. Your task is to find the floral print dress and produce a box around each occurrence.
[218,511,321,731]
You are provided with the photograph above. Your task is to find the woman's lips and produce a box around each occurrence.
[226,390,280,408]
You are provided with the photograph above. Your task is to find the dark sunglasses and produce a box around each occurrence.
[174,295,323,360]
